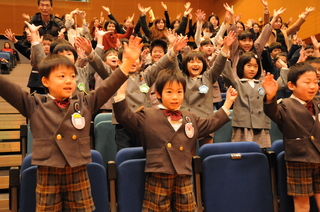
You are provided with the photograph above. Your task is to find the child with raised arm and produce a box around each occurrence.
[113,68,238,211]
[263,63,320,211]
[222,52,289,149]
[0,36,143,211]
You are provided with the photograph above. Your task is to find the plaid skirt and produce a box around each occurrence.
[36,165,95,212]
[286,161,320,196]
[142,172,196,212]
[232,127,271,148]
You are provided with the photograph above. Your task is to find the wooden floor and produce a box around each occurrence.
[0,63,31,212]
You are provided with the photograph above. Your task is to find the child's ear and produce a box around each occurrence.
[41,76,49,88]
[155,91,161,100]
[287,81,295,91]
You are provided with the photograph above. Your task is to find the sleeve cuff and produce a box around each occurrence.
[114,94,126,103]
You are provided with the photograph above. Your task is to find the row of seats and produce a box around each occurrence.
[0,51,16,74]
[10,140,319,212]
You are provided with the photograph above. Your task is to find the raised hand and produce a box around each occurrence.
[194,9,205,22]
[184,2,191,10]
[58,28,66,39]
[102,6,111,15]
[161,2,167,11]
[223,3,234,17]
[75,37,92,55]
[184,8,193,17]
[305,6,315,14]
[22,13,30,21]
[4,29,18,43]
[260,0,268,8]
[138,4,151,15]
[122,36,144,63]
[262,73,278,101]
[164,28,178,45]
[223,86,238,110]
[24,21,42,33]
[172,35,188,53]
[223,30,237,48]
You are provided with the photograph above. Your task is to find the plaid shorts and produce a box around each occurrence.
[142,172,196,212]
[36,165,95,212]
[286,161,320,196]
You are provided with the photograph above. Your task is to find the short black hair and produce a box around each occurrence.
[202,21,214,32]
[200,39,213,47]
[104,20,117,31]
[52,44,78,62]
[269,42,282,53]
[103,48,118,62]
[38,54,77,78]
[155,69,186,101]
[150,39,168,54]
[288,62,316,85]
[43,33,54,42]
[237,52,262,79]
[306,57,320,64]
[38,0,52,6]
[181,51,207,76]
[50,38,71,54]
[273,52,288,65]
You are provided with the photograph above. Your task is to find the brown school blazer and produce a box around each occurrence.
[264,97,320,163]
[114,99,230,175]
[0,68,128,168]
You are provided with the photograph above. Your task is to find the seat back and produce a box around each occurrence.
[201,152,273,212]
[94,113,116,167]
[277,151,319,212]
[198,141,261,160]
[270,139,284,156]
[115,147,146,212]
[19,151,109,212]
[213,110,233,143]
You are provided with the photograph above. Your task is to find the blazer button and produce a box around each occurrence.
[179,146,184,151]
[56,134,62,140]
[167,143,172,148]
[72,135,77,140]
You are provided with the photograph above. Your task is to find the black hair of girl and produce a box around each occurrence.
[181,51,207,76]
[4,42,11,48]
[202,21,214,33]
[270,16,282,23]
[207,14,220,27]
[155,69,186,102]
[236,52,261,79]
[38,54,77,78]
[153,17,166,30]
[200,39,214,47]
[170,19,181,29]
[237,30,256,54]
[273,52,288,66]
[236,21,245,31]
[104,20,117,32]
[52,44,78,62]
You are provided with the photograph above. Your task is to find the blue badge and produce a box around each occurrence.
[258,87,265,95]
[199,85,209,94]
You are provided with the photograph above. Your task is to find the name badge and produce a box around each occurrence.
[139,84,150,93]
[258,87,265,95]
[185,116,194,138]
[199,85,209,94]
[71,112,85,130]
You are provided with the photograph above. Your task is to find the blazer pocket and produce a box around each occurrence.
[32,138,52,160]
[146,149,163,168]
[285,138,307,157]
[79,136,91,159]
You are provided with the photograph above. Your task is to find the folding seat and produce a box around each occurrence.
[270,139,283,156]
[115,147,146,212]
[10,150,110,212]
[94,113,117,167]
[0,52,12,73]
[197,142,275,212]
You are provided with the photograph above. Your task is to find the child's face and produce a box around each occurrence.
[105,52,118,69]
[151,46,165,63]
[275,56,287,69]
[173,21,180,29]
[243,57,259,79]
[239,37,253,52]
[42,40,52,55]
[187,57,204,77]
[57,50,75,64]
[288,71,318,102]
[107,23,116,32]
[4,43,10,48]
[309,62,320,80]
[156,81,184,111]
[200,44,214,57]
[156,20,165,30]
[305,48,315,57]
[42,66,76,101]
[253,24,260,33]
[270,48,282,59]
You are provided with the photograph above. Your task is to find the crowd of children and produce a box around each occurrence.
[1,0,320,211]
